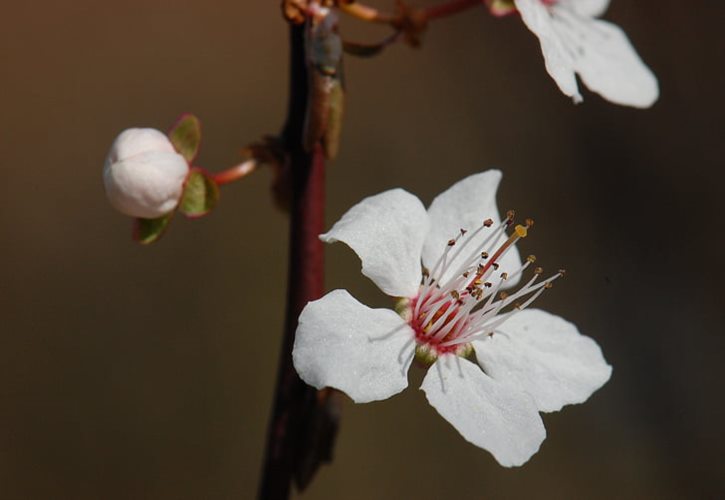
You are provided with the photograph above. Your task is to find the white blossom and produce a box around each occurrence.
[293,170,611,466]
[506,0,659,107]
[103,128,189,218]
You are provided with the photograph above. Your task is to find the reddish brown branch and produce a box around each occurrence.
[257,23,340,500]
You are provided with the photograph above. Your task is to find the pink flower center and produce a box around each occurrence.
[406,213,562,362]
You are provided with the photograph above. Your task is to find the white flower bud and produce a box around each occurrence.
[103,128,189,218]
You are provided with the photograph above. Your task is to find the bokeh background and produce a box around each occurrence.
[1,1,724,498]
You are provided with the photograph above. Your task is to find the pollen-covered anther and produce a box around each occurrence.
[527,255,537,263]
[534,266,543,275]
[483,218,494,227]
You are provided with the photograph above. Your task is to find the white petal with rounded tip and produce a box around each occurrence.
[556,14,659,108]
[473,309,612,413]
[103,150,189,218]
[421,356,545,467]
[422,170,523,288]
[293,289,415,403]
[514,0,658,107]
[321,189,429,298]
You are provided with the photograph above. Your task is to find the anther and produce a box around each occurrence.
[500,272,508,280]
[492,262,500,270]
[450,290,460,300]
[506,210,516,225]
[514,224,528,238]
[481,252,489,259]
[527,255,537,263]
[462,271,469,278]
[483,218,493,227]
[484,282,492,288]
[544,282,554,289]
[499,291,509,300]
[525,218,534,228]
[534,266,543,275]
[460,228,467,236]
[447,239,456,246]
[558,269,567,277]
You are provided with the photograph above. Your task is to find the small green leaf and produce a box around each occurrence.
[133,213,173,245]
[179,168,219,218]
[168,113,201,163]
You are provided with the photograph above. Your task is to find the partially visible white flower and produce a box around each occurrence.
[293,170,612,466]
[490,0,658,107]
[103,128,189,218]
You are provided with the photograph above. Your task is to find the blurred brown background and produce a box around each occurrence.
[1,1,724,498]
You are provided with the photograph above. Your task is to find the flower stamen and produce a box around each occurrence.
[408,214,561,360]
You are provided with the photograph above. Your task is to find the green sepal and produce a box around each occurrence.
[178,167,219,218]
[133,213,173,245]
[168,113,201,163]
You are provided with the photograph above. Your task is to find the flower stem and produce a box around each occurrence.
[257,23,340,500]
[211,159,257,186]
[421,0,481,21]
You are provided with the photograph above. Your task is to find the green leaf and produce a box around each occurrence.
[168,113,201,163]
[179,168,219,218]
[133,213,173,245]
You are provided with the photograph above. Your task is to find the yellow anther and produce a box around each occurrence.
[514,224,528,238]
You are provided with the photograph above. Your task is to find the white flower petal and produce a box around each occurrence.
[557,15,659,108]
[103,150,189,219]
[421,356,545,467]
[293,289,415,403]
[515,0,658,107]
[106,128,177,163]
[321,189,429,298]
[558,0,609,18]
[515,0,582,102]
[473,308,612,413]
[422,170,523,288]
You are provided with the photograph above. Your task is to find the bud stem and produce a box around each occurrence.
[210,159,257,186]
